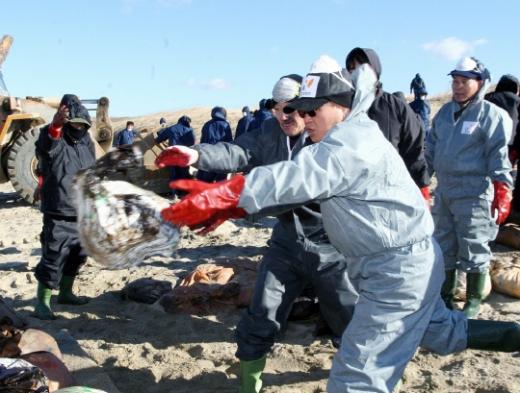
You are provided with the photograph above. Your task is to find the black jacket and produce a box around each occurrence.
[36,125,96,216]
[485,91,520,148]
[368,92,430,187]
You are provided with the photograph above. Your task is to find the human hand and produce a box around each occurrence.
[161,176,246,234]
[491,181,512,225]
[52,105,70,128]
[155,146,199,168]
[420,187,432,209]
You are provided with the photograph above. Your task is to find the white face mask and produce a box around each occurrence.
[127,127,134,132]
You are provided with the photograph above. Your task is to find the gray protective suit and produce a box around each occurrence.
[237,66,468,393]
[425,82,513,273]
[193,118,357,361]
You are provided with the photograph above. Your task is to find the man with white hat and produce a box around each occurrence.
[155,73,356,393]
[426,57,513,317]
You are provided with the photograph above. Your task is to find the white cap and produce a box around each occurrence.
[272,76,301,103]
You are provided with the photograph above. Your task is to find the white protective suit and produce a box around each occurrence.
[425,80,513,273]
[237,65,468,393]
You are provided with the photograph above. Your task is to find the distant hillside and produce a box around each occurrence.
[111,107,243,141]
[109,89,469,141]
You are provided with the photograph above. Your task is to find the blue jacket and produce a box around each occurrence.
[248,109,272,132]
[200,108,232,145]
[114,129,137,146]
[235,113,254,140]
[156,117,195,147]
[409,98,431,131]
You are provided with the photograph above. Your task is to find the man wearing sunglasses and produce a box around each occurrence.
[346,47,431,204]
[155,74,356,393]
[158,55,520,393]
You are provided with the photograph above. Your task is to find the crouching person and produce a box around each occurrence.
[34,94,95,320]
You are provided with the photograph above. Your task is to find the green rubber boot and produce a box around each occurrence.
[34,282,56,320]
[57,275,89,305]
[463,272,486,318]
[239,356,266,393]
[441,269,457,310]
[467,319,520,352]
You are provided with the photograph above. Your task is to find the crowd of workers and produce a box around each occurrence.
[33,47,520,393]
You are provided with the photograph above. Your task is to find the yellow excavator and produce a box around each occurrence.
[0,35,169,204]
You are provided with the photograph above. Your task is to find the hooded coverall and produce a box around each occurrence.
[197,107,233,182]
[235,109,254,140]
[353,48,430,189]
[236,67,467,393]
[425,83,512,273]
[192,117,356,361]
[156,116,195,184]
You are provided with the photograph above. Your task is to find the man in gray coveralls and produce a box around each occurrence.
[155,73,357,393]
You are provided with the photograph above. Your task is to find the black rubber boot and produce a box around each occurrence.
[441,269,457,310]
[463,272,486,318]
[467,319,520,352]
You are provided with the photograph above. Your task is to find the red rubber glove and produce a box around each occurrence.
[420,187,432,208]
[491,181,512,225]
[48,104,70,139]
[509,148,519,166]
[161,175,247,234]
[48,123,63,139]
[155,146,199,168]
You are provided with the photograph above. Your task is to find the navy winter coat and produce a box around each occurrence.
[410,98,431,132]
[114,129,137,146]
[235,112,254,140]
[156,116,195,147]
[200,108,232,145]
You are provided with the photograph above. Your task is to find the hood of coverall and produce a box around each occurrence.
[211,106,227,121]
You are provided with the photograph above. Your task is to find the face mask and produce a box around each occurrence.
[64,123,88,141]
[127,127,134,132]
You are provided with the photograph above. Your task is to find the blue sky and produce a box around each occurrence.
[2,0,519,116]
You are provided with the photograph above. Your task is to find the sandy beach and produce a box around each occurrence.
[1,178,520,393]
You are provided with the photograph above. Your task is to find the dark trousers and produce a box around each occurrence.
[170,166,193,197]
[235,239,357,361]
[35,214,87,289]
[196,170,227,183]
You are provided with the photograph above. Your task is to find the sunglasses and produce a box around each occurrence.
[297,109,318,118]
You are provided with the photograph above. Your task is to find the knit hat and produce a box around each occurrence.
[271,74,303,104]
[495,74,519,94]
